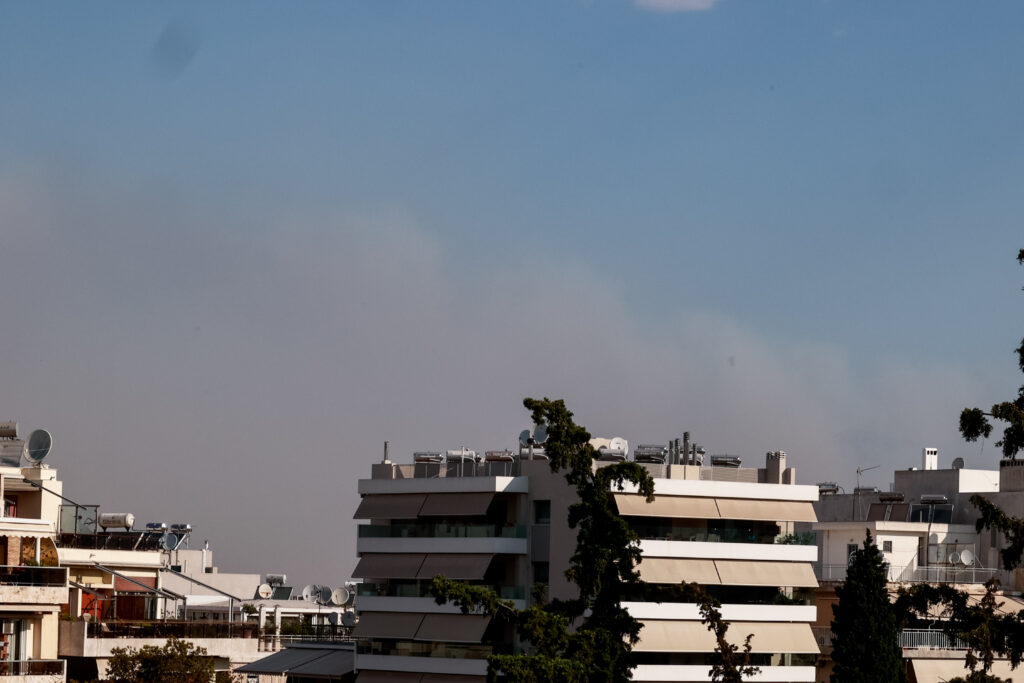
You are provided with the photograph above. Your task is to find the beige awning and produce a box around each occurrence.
[353,494,427,519]
[637,621,818,654]
[714,499,817,523]
[351,554,426,579]
[353,612,425,640]
[638,558,720,584]
[415,614,491,643]
[419,492,495,517]
[417,554,494,580]
[715,560,818,588]
[614,494,719,519]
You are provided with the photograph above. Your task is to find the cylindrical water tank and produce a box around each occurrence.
[98,513,135,530]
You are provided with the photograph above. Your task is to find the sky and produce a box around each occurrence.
[1,1,1022,587]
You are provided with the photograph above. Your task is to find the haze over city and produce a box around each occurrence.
[1,1,1022,586]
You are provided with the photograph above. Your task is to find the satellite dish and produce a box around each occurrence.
[948,552,961,565]
[341,611,356,628]
[328,612,340,625]
[160,533,178,551]
[519,429,532,446]
[330,587,350,606]
[257,583,273,599]
[952,457,965,470]
[961,549,975,566]
[22,429,51,465]
[532,424,548,444]
[319,585,333,605]
[301,584,316,602]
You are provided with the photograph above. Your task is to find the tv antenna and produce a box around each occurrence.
[856,465,880,490]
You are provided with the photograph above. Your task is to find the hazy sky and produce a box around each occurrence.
[1,1,1022,586]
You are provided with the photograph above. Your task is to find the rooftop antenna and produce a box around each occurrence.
[856,464,880,490]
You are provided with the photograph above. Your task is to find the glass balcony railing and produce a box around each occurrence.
[87,620,259,639]
[0,659,66,676]
[358,523,527,540]
[357,582,526,601]
[358,641,502,659]
[0,565,67,587]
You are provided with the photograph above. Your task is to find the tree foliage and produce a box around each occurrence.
[432,397,655,682]
[830,531,905,683]
[105,638,214,683]
[676,582,759,682]
[959,251,1024,460]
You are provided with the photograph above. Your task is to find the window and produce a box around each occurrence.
[882,540,893,553]
[533,561,549,584]
[847,544,858,563]
[533,500,551,525]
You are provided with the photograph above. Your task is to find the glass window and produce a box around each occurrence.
[533,561,549,584]
[533,500,551,525]
[882,540,893,553]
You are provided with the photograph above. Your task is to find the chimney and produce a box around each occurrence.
[922,447,938,471]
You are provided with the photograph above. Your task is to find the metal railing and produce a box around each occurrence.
[0,565,67,587]
[0,659,66,676]
[814,563,998,584]
[900,629,968,650]
[87,619,259,639]
[813,628,969,651]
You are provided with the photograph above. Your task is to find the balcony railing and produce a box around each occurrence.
[814,628,969,651]
[0,565,67,587]
[87,620,259,639]
[0,659,66,676]
[900,629,968,650]
[358,523,527,539]
[815,563,998,584]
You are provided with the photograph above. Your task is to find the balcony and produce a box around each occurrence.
[813,628,969,651]
[356,582,525,601]
[358,523,526,539]
[356,524,528,555]
[59,620,261,662]
[0,659,65,682]
[0,566,67,606]
[814,563,998,584]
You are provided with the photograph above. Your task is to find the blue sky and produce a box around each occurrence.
[2,1,1022,583]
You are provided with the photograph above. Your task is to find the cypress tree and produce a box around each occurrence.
[830,530,905,683]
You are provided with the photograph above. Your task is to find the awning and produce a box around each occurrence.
[355,673,423,683]
[354,494,427,519]
[236,647,335,674]
[638,558,719,584]
[419,492,495,517]
[714,499,817,523]
[714,560,818,588]
[415,614,490,643]
[353,612,424,640]
[417,554,494,580]
[614,494,719,519]
[351,554,426,579]
[636,621,818,654]
[94,564,179,599]
[287,649,355,677]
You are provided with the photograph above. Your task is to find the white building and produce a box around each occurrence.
[351,440,820,682]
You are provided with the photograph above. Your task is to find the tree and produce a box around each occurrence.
[677,582,759,682]
[432,397,656,682]
[830,530,905,683]
[959,249,1024,461]
[105,638,214,683]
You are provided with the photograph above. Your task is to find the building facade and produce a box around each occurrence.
[350,443,820,682]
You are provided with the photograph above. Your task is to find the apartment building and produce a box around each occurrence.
[810,448,1024,683]
[350,441,820,683]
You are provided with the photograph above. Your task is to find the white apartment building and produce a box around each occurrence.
[351,442,820,683]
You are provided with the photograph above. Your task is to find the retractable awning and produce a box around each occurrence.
[637,558,719,584]
[417,554,494,580]
[93,565,178,599]
[236,646,354,678]
[715,499,816,523]
[351,553,426,579]
[419,492,495,517]
[353,612,424,640]
[614,494,719,519]
[353,494,427,519]
[636,621,818,654]
[415,614,490,643]
[714,560,818,587]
